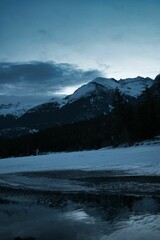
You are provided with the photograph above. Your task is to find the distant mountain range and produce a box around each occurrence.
[0,75,159,138]
[0,102,32,118]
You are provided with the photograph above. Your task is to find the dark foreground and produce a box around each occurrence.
[0,170,160,240]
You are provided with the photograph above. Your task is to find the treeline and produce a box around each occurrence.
[0,86,160,158]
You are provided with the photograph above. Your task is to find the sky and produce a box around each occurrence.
[0,0,160,104]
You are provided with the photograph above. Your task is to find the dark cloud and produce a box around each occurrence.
[0,61,102,104]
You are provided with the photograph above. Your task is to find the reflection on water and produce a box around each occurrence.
[64,209,95,223]
[105,214,160,240]
[0,196,160,240]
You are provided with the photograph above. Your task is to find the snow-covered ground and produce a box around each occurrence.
[0,144,160,175]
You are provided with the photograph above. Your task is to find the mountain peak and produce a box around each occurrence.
[67,82,97,103]
[92,77,119,90]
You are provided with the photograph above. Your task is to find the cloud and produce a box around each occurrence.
[0,61,102,103]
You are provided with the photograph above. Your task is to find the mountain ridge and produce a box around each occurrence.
[0,74,158,138]
[0,76,154,118]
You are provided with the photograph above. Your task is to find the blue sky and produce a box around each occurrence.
[0,0,160,103]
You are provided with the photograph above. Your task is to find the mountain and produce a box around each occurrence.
[0,102,33,118]
[66,76,153,103]
[119,76,153,97]
[0,102,38,137]
[0,75,157,138]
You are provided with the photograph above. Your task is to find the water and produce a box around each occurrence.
[0,169,160,240]
[0,195,160,240]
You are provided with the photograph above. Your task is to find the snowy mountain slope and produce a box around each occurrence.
[66,82,98,103]
[92,77,119,89]
[119,77,153,97]
[0,102,33,118]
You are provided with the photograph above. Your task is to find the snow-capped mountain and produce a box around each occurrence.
[0,75,158,138]
[0,76,154,118]
[67,76,153,103]
[119,77,153,97]
[0,102,33,118]
[66,77,119,103]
